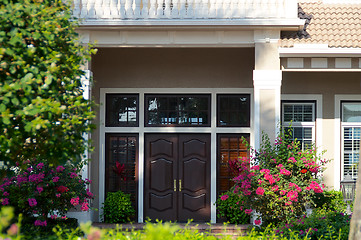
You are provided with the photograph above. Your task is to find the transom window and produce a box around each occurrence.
[217,94,250,127]
[342,102,361,179]
[145,94,211,127]
[282,101,316,149]
[106,94,138,127]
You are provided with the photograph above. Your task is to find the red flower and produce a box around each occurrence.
[56,186,69,193]
[301,169,308,174]
[112,162,127,181]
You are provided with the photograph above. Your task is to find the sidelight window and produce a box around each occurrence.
[342,102,361,179]
[105,134,138,217]
[217,134,249,197]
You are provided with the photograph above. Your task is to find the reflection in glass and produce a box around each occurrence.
[343,103,361,122]
[106,94,138,127]
[146,95,210,126]
[217,95,250,127]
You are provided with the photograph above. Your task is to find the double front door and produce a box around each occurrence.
[144,134,211,222]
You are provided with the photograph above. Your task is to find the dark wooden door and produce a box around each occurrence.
[144,134,211,222]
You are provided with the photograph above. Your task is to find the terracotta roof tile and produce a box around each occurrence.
[280,1,361,48]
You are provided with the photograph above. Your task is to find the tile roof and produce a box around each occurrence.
[280,0,361,48]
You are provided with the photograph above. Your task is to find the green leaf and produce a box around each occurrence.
[11,97,19,106]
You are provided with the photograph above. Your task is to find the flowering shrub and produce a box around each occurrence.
[215,190,250,224]
[0,159,93,226]
[230,129,329,225]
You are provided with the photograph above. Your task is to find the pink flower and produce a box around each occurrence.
[260,169,270,174]
[3,192,9,196]
[36,186,43,194]
[86,189,94,198]
[56,193,61,198]
[56,166,65,172]
[256,187,265,196]
[81,201,89,211]
[244,209,252,214]
[254,219,261,225]
[243,190,251,195]
[288,157,296,163]
[52,176,59,182]
[56,186,68,193]
[70,197,80,206]
[36,163,44,169]
[221,195,229,201]
[34,220,47,227]
[50,215,58,219]
[280,168,291,176]
[272,185,279,192]
[28,198,37,207]
[2,198,9,205]
[250,165,260,171]
[70,172,77,178]
[276,164,283,168]
[280,190,287,195]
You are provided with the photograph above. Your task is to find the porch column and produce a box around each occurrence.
[253,30,282,149]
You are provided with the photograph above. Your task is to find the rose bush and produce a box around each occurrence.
[229,129,329,225]
[215,190,250,224]
[0,159,93,226]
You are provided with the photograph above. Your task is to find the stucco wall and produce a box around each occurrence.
[282,72,361,188]
[89,47,255,219]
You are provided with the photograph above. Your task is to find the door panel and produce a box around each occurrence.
[178,134,210,222]
[145,135,177,221]
[145,134,211,222]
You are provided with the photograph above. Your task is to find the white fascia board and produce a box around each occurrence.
[279,47,361,57]
[78,18,305,30]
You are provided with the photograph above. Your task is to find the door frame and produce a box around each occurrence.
[99,88,254,223]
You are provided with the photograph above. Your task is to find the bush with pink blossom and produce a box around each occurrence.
[0,159,93,226]
[230,129,329,225]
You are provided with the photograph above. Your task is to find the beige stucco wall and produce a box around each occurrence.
[89,47,255,218]
[282,72,361,188]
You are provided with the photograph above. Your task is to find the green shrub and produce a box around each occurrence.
[216,190,250,224]
[271,209,351,240]
[101,191,135,223]
[312,190,347,212]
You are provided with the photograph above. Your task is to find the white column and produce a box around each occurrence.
[253,70,282,148]
[253,30,282,149]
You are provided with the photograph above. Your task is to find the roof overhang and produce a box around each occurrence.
[279,45,361,58]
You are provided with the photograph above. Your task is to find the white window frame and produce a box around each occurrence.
[281,95,322,151]
[99,88,254,223]
[340,101,361,180]
[335,95,361,189]
[281,101,316,150]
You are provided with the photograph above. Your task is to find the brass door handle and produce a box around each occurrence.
[174,179,176,192]
[179,179,182,192]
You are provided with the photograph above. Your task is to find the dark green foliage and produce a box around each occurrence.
[102,191,135,223]
[21,217,81,240]
[312,190,347,212]
[270,210,351,240]
[216,190,250,224]
[0,0,96,170]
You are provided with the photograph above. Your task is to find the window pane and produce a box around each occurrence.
[217,94,250,127]
[282,103,314,123]
[343,103,361,122]
[106,94,138,127]
[217,134,249,197]
[106,134,138,219]
[145,95,210,127]
[343,127,360,179]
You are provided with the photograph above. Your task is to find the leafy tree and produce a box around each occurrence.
[0,0,96,171]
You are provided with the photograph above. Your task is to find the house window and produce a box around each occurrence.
[281,101,316,149]
[106,94,138,127]
[217,94,250,127]
[217,134,249,197]
[342,102,361,179]
[105,134,138,216]
[145,94,211,127]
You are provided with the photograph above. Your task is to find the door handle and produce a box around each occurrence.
[174,179,177,192]
[179,179,182,192]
